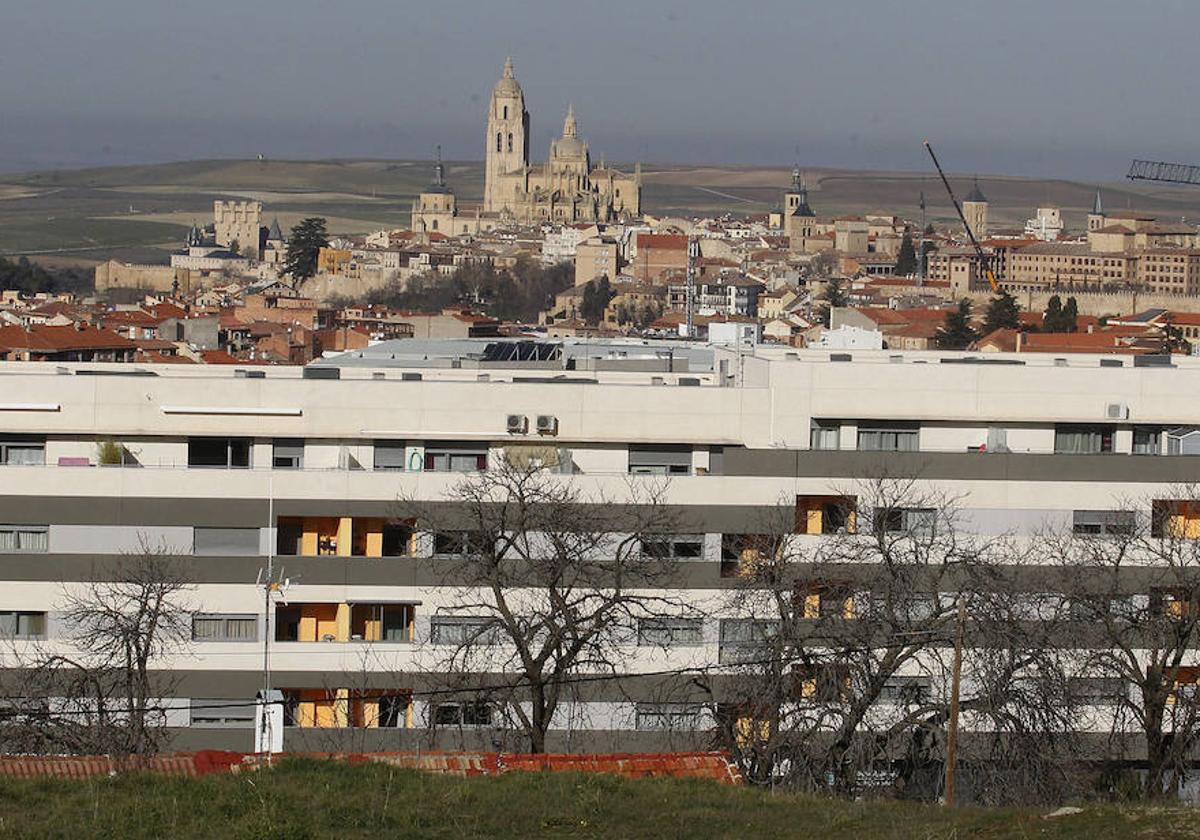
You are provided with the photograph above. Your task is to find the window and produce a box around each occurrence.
[1054,425,1113,454]
[430,615,501,646]
[506,133,513,152]
[1134,426,1163,455]
[1166,427,1200,455]
[496,132,502,152]
[373,693,410,728]
[502,105,508,119]
[193,527,260,556]
[635,703,705,731]
[720,533,776,577]
[188,437,251,468]
[1067,677,1125,706]
[874,507,936,535]
[434,701,492,727]
[1152,499,1200,538]
[373,440,408,471]
[424,443,488,472]
[796,582,854,619]
[272,439,304,469]
[433,531,492,557]
[0,611,46,639]
[810,420,840,450]
[797,495,857,535]
[191,699,256,727]
[1072,510,1136,537]
[628,445,692,475]
[641,534,703,559]
[192,614,257,642]
[878,677,932,706]
[792,663,851,702]
[0,525,48,553]
[856,422,918,452]
[637,617,703,647]
[350,604,413,642]
[0,437,45,466]
[718,619,779,664]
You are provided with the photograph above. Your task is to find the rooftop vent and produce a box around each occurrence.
[1133,354,1174,368]
[679,377,701,386]
[303,367,339,380]
[401,372,423,381]
[372,372,386,380]
[830,353,852,362]
[1099,358,1124,368]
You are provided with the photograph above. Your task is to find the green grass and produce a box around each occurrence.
[0,759,1195,839]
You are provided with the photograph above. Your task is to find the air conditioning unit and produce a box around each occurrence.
[1105,403,1129,420]
[536,415,559,435]
[506,414,528,434]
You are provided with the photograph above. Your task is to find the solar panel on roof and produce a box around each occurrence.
[480,341,563,363]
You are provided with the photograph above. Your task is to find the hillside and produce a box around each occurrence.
[4,158,1200,264]
[0,759,1194,840]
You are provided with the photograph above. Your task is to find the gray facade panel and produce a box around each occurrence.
[724,447,1200,483]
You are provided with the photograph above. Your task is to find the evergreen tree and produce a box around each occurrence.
[579,276,615,324]
[936,299,979,350]
[1063,296,1079,333]
[283,217,329,285]
[982,289,1021,334]
[894,232,918,276]
[819,277,849,327]
[1043,295,1064,332]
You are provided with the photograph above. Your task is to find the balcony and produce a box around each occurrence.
[282,688,413,728]
[276,516,415,557]
[274,602,416,643]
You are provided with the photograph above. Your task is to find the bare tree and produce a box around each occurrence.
[1,538,192,756]
[705,476,1009,797]
[1048,487,1200,799]
[407,454,690,753]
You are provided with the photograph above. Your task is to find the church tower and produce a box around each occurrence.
[962,177,989,240]
[1087,187,1106,232]
[484,57,530,212]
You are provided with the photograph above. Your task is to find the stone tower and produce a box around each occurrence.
[213,200,263,260]
[962,178,989,240]
[483,57,530,212]
[1087,187,1106,232]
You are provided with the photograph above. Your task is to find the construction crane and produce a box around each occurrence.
[923,140,999,292]
[1127,159,1200,187]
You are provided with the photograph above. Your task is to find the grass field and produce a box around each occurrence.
[5,157,1200,263]
[0,759,1195,840]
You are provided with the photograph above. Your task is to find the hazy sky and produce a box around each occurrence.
[2,0,1196,178]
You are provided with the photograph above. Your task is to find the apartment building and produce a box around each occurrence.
[2,340,1200,762]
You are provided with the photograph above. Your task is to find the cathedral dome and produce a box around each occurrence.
[493,57,523,97]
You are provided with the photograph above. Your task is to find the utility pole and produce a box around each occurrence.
[685,236,699,339]
[944,594,967,806]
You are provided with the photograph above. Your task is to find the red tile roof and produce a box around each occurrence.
[0,324,136,352]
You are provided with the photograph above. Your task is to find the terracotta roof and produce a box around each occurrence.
[0,324,136,353]
[637,233,688,249]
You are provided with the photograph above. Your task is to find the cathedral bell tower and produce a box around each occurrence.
[484,57,530,212]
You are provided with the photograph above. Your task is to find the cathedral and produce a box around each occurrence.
[411,59,642,234]
[483,58,641,224]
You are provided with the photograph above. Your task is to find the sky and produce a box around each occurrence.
[1,0,1196,179]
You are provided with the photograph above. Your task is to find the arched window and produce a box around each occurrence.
[507,133,513,153]
[496,133,502,152]
[431,220,438,231]
[503,105,508,119]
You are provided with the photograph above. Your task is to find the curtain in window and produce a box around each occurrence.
[17,530,47,552]
[5,446,45,465]
[225,619,256,640]
[0,531,15,552]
